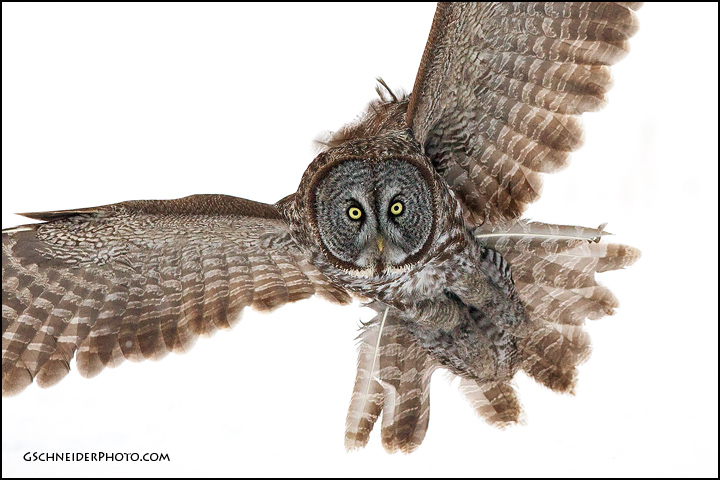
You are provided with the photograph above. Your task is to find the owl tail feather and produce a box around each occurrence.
[475,219,640,393]
[518,323,592,394]
[345,303,436,453]
[344,306,387,451]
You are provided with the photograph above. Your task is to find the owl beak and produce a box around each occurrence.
[377,237,384,253]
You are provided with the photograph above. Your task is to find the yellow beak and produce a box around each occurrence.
[377,237,384,252]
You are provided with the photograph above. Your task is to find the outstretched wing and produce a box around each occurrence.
[406,2,642,224]
[2,194,350,396]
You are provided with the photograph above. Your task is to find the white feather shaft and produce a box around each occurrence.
[475,232,606,242]
[368,306,389,391]
[475,222,609,243]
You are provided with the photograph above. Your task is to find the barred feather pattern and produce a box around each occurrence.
[2,194,350,396]
[457,377,525,428]
[476,219,640,392]
[407,2,642,224]
[1,0,644,458]
[345,303,437,454]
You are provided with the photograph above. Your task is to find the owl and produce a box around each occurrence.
[2,2,641,454]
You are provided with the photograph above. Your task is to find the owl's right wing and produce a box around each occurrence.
[2,194,351,396]
[406,2,642,225]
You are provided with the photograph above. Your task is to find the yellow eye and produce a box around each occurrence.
[390,201,404,216]
[347,206,363,220]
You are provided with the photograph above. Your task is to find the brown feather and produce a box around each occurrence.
[345,304,437,453]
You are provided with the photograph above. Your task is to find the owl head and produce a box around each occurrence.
[286,130,466,279]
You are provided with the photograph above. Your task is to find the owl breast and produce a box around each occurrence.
[394,236,526,382]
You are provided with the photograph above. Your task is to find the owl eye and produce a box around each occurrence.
[347,206,363,221]
[389,201,404,216]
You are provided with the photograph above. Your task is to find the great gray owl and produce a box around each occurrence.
[2,2,641,453]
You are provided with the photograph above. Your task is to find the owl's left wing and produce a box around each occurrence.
[406,2,641,224]
[2,194,351,396]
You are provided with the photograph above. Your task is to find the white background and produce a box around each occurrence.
[2,3,717,477]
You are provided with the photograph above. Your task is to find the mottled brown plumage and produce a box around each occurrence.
[2,2,641,454]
